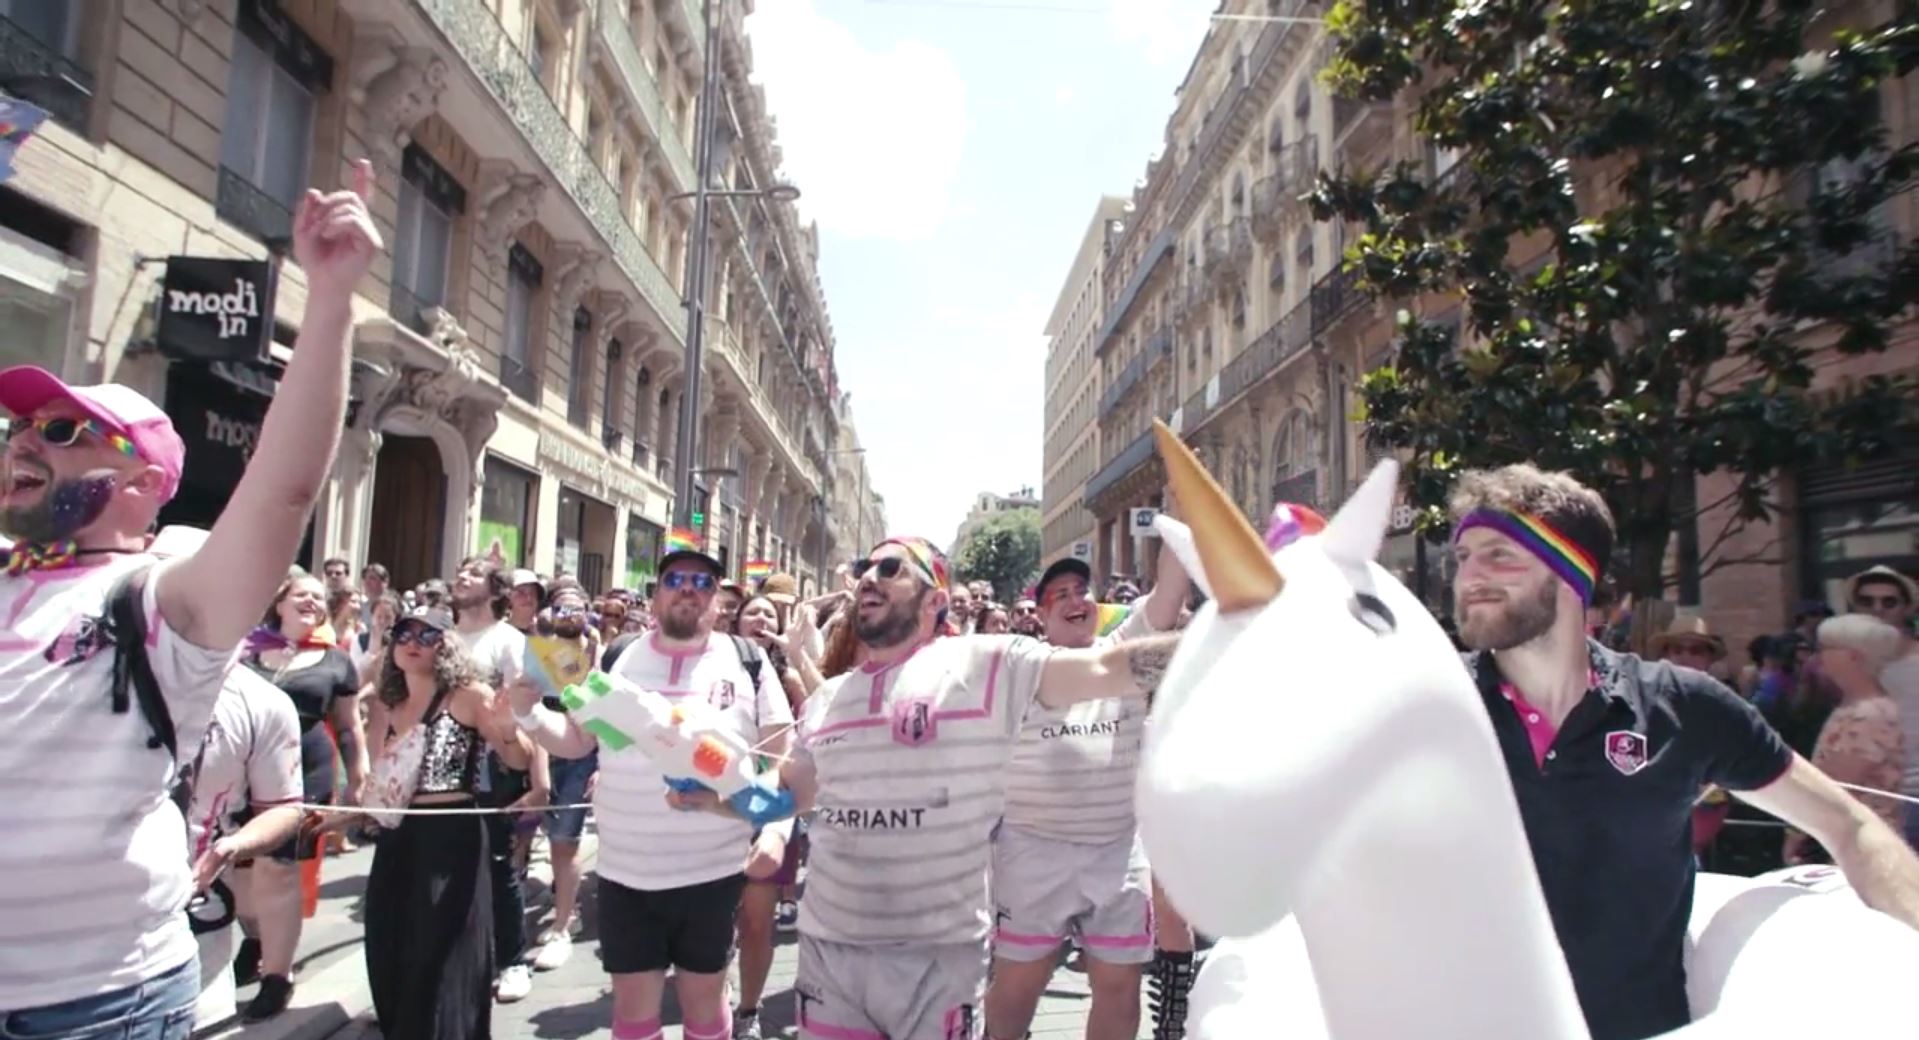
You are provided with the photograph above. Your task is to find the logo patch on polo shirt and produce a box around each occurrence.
[1604,730,1649,775]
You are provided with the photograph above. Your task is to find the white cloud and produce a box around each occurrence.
[1108,0,1215,67]
[746,1,967,241]
[1054,84,1078,107]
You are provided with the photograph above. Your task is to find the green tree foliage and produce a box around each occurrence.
[955,508,1043,603]
[1313,0,1918,598]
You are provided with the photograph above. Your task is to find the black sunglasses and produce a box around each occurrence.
[391,624,445,647]
[852,557,908,581]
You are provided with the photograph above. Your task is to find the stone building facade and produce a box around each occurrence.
[1076,0,1915,652]
[0,0,882,595]
[1040,195,1125,567]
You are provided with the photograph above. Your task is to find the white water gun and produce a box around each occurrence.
[559,671,794,826]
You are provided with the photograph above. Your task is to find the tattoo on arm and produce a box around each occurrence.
[1124,635,1180,694]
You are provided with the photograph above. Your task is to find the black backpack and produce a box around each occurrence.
[103,564,182,774]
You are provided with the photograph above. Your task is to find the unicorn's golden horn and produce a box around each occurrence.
[1152,419,1282,613]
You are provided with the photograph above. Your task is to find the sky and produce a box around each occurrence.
[744,0,1215,545]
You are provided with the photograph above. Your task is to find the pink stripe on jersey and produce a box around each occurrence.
[799,1005,887,1040]
[936,646,1001,723]
[650,633,707,684]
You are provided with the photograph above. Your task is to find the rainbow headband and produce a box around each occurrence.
[874,536,950,589]
[1453,509,1599,605]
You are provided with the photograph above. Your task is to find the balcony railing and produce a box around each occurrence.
[418,0,686,341]
[1085,429,1157,505]
[1213,294,1313,416]
[1252,135,1318,243]
[1098,348,1150,420]
[592,0,694,191]
[1204,217,1253,290]
[0,13,93,131]
[1310,263,1366,336]
[1094,227,1175,356]
[500,354,539,402]
[216,166,295,247]
[1167,0,1308,220]
[1144,325,1173,370]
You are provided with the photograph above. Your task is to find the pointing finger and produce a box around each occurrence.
[352,158,373,203]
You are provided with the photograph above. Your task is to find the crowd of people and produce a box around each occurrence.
[2,156,1916,1040]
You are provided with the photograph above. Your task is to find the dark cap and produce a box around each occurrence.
[1035,557,1093,601]
[397,605,453,631]
[659,548,725,578]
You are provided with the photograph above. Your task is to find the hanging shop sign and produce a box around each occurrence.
[157,257,276,362]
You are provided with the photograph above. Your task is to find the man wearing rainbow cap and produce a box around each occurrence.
[676,534,1184,1040]
[1449,463,1919,1040]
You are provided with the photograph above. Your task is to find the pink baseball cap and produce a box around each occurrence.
[0,366,186,503]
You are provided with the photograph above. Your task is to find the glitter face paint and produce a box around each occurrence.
[5,473,121,543]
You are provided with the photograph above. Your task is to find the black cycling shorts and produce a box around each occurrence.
[599,872,746,975]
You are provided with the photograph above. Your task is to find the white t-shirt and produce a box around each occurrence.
[186,666,302,1027]
[1003,608,1158,844]
[460,619,526,691]
[0,555,236,1009]
[796,635,1051,946]
[598,632,795,891]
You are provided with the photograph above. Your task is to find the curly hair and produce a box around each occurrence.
[378,625,483,708]
[1447,463,1616,576]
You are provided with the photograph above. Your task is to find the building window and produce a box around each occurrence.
[0,0,90,129]
[390,145,463,333]
[1294,227,1315,280]
[479,455,538,566]
[566,308,593,427]
[218,1,331,245]
[502,244,544,402]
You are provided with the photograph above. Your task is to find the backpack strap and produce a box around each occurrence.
[730,634,765,725]
[105,563,176,762]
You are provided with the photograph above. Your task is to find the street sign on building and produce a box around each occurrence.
[1129,507,1159,537]
[1071,540,1093,561]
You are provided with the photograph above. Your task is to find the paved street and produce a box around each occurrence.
[244,828,1143,1040]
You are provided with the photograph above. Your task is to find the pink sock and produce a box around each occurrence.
[683,1009,732,1040]
[612,1018,662,1040]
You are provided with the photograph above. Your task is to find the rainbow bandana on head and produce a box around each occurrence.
[873,536,950,589]
[1453,508,1600,605]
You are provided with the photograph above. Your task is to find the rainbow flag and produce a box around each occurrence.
[666,526,701,552]
[1097,603,1132,637]
[743,560,774,583]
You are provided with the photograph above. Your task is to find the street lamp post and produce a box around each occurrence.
[670,0,799,535]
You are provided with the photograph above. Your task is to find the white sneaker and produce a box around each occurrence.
[495,964,533,1003]
[532,933,573,971]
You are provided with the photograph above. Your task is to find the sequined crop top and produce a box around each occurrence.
[413,710,482,796]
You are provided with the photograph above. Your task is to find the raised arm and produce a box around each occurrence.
[504,678,599,759]
[1036,632,1182,710]
[157,160,383,649]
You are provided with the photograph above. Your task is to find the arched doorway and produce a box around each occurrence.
[367,434,448,592]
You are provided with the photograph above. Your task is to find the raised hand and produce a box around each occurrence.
[293,158,383,304]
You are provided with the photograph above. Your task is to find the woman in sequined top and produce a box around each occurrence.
[357,608,531,1040]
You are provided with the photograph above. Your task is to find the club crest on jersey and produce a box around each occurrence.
[44,613,111,667]
[1604,730,1649,776]
[709,679,736,710]
[892,697,938,747]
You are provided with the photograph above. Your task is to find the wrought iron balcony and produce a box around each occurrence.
[1251,135,1318,244]
[216,166,294,247]
[1098,348,1150,420]
[1213,293,1313,415]
[1093,228,1175,357]
[591,0,694,191]
[1085,429,1157,506]
[602,423,623,453]
[417,0,686,341]
[1144,325,1173,370]
[387,282,439,337]
[1167,0,1309,221]
[0,13,93,131]
[1310,263,1367,337]
[500,354,540,402]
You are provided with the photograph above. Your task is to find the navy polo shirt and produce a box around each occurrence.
[1467,641,1792,1040]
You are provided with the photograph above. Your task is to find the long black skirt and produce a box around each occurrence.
[364,804,494,1040]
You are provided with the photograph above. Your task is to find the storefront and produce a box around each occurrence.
[158,359,316,570]
[537,430,652,595]
[626,514,663,593]
[479,455,538,568]
[0,201,85,375]
[554,485,617,593]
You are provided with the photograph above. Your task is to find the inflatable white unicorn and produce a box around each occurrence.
[1135,420,1919,1039]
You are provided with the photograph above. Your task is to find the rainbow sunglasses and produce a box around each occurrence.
[17,417,139,459]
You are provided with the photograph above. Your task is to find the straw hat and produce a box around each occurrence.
[1845,565,1918,610]
[1650,615,1727,660]
[761,572,800,605]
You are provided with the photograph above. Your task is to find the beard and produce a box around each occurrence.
[551,618,585,639]
[1458,579,1559,651]
[856,589,927,649]
[658,602,704,640]
[0,470,117,544]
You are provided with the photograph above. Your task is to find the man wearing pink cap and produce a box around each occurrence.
[0,161,383,1038]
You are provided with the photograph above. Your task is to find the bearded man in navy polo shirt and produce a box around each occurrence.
[1447,463,1919,1040]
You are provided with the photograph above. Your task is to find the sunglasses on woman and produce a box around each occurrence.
[390,624,445,647]
[10,416,139,457]
[851,557,908,581]
[660,571,716,592]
